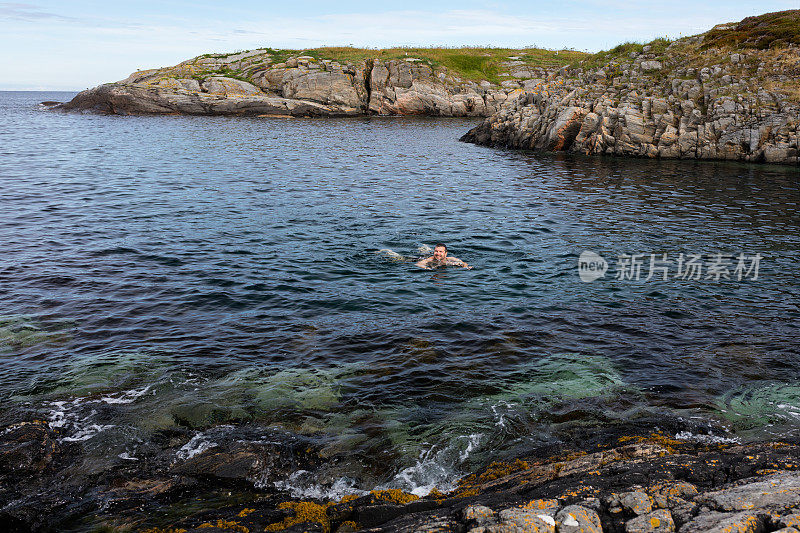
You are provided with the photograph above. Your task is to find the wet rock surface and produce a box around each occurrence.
[2,418,800,532]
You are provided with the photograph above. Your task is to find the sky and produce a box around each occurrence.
[1,1,798,90]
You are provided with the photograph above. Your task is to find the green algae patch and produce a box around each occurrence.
[716,383,800,434]
[0,315,72,351]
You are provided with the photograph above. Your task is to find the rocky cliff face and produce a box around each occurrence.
[462,13,800,165]
[57,49,544,117]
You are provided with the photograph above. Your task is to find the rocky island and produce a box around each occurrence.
[55,47,582,118]
[56,10,799,165]
[462,10,800,165]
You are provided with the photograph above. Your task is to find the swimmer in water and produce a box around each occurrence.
[416,243,472,270]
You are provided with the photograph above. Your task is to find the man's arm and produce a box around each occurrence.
[446,256,472,269]
[416,256,433,269]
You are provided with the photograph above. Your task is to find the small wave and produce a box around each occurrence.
[376,249,409,262]
[777,403,800,420]
[490,401,518,429]
[717,383,800,430]
[386,433,484,496]
[175,430,225,461]
[270,471,366,500]
[675,431,740,445]
[47,399,116,442]
[0,314,71,350]
[45,384,153,442]
[100,385,153,404]
[61,423,116,442]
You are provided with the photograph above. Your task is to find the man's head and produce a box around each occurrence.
[433,244,447,261]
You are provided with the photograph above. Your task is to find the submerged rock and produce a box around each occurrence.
[0,421,59,476]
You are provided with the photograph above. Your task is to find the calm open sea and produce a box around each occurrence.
[1,91,798,496]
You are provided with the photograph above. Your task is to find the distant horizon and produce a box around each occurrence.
[2,1,798,90]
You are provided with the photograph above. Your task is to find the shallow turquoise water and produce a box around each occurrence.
[1,91,799,496]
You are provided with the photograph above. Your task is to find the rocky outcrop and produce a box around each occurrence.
[126,437,800,533]
[462,15,800,165]
[56,52,533,117]
[4,418,800,532]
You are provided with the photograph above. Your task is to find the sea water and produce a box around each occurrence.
[1,91,798,496]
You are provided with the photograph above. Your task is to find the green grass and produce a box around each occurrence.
[186,46,588,84]
[702,9,800,49]
[191,67,255,84]
[648,37,672,54]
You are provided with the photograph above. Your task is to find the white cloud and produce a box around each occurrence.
[1,3,797,89]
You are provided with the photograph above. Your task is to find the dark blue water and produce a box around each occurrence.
[1,91,799,496]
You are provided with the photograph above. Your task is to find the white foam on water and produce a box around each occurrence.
[61,423,116,442]
[377,249,406,261]
[270,470,366,500]
[458,433,483,463]
[47,400,70,428]
[675,431,740,445]
[387,433,485,497]
[100,385,152,404]
[176,432,221,460]
[777,404,800,420]
[44,384,154,442]
[47,399,116,442]
[490,401,517,429]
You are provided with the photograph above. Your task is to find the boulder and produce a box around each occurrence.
[556,505,602,533]
[157,78,201,92]
[640,61,663,71]
[540,106,587,150]
[698,472,800,512]
[680,510,763,533]
[281,69,363,108]
[202,77,262,96]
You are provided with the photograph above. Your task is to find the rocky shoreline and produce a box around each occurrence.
[461,12,800,165]
[52,12,800,165]
[2,417,800,532]
[54,52,538,118]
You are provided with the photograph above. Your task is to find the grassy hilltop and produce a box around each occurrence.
[144,9,799,89]
[165,46,588,87]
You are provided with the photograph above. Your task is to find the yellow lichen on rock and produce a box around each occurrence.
[522,499,559,510]
[427,487,446,500]
[370,489,419,505]
[197,519,249,532]
[264,501,332,533]
[617,433,684,453]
